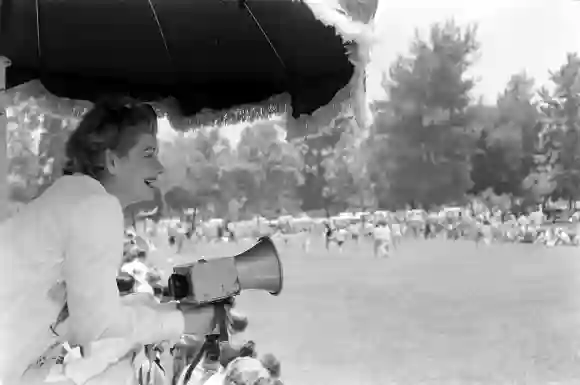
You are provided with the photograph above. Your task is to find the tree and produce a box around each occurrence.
[163,186,199,212]
[236,120,303,217]
[36,113,79,194]
[538,53,580,205]
[369,20,479,208]
[522,170,556,206]
[470,73,539,196]
[7,113,41,202]
[287,101,351,212]
[470,129,505,194]
[322,118,375,211]
[183,129,226,214]
[158,128,235,217]
[6,97,81,202]
[158,134,200,214]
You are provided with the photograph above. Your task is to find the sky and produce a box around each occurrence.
[160,0,580,145]
[366,0,580,103]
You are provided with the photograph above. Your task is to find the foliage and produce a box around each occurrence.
[157,128,235,217]
[235,120,304,218]
[6,97,80,201]
[322,117,375,211]
[368,21,479,209]
[287,100,350,212]
[536,53,580,204]
[6,21,580,214]
[470,73,539,197]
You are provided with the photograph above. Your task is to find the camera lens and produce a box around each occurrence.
[168,274,189,300]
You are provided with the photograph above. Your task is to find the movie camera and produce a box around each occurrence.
[163,236,282,305]
[157,236,283,376]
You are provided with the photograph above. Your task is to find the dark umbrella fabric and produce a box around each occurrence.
[0,0,369,118]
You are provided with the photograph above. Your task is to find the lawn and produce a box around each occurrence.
[148,236,580,385]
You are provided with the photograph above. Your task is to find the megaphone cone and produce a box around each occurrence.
[234,236,283,295]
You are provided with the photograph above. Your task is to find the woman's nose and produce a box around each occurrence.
[155,158,165,175]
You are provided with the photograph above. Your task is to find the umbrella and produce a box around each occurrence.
[0,0,377,119]
[0,0,378,219]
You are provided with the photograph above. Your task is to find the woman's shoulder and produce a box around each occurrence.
[42,175,118,208]
[47,174,105,196]
[20,175,122,228]
[1,175,112,229]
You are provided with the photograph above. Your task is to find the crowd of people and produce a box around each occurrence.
[148,203,580,263]
[332,205,580,252]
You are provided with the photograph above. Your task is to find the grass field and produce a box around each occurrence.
[147,235,580,385]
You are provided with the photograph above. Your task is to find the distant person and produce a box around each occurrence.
[225,220,236,243]
[175,221,187,253]
[423,222,432,239]
[479,219,493,246]
[334,227,348,253]
[391,221,403,248]
[168,222,178,246]
[324,223,334,250]
[301,228,311,253]
[529,208,544,231]
[134,343,166,385]
[121,248,155,296]
[518,214,530,232]
[373,222,392,258]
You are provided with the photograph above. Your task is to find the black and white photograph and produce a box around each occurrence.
[0,0,580,384]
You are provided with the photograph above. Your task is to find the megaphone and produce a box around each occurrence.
[167,236,283,305]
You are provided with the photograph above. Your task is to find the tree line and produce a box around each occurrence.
[6,20,580,219]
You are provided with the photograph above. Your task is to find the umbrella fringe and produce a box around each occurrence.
[7,81,365,138]
[160,93,293,130]
[302,0,376,46]
[302,0,376,131]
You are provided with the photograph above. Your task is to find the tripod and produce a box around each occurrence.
[171,300,232,385]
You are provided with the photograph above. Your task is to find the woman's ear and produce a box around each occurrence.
[104,149,120,176]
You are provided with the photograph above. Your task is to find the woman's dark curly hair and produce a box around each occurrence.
[63,97,158,181]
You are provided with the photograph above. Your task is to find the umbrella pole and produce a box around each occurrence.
[0,56,11,222]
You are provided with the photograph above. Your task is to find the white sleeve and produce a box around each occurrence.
[63,194,184,348]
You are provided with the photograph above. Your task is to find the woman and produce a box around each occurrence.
[0,98,216,385]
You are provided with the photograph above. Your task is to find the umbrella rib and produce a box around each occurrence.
[35,0,42,62]
[146,0,173,66]
[241,1,287,71]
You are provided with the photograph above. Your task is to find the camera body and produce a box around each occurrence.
[169,257,241,305]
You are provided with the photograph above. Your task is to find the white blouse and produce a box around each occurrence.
[0,175,184,385]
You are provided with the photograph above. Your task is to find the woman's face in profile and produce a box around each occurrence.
[109,132,163,206]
